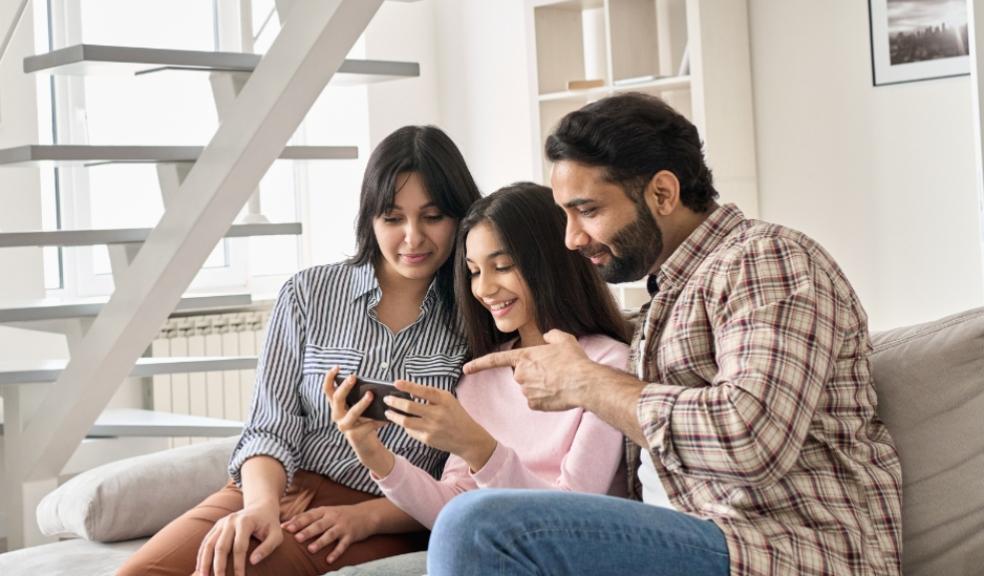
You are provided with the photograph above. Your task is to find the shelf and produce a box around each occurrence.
[527,0,757,210]
[0,293,252,323]
[537,75,691,103]
[0,409,243,438]
[538,85,608,103]
[0,222,301,248]
[0,408,243,438]
[24,44,420,86]
[87,409,243,438]
[0,356,258,385]
[612,75,691,94]
[530,0,604,9]
[0,145,357,166]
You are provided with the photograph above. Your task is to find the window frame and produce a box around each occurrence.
[42,0,310,298]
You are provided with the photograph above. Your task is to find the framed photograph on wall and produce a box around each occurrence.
[869,0,970,86]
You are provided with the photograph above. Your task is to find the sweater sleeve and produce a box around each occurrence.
[469,412,623,494]
[374,453,477,529]
[471,337,629,494]
[376,337,629,525]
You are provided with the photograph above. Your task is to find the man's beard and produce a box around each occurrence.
[579,203,663,283]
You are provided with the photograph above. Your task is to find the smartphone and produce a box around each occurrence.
[335,373,414,421]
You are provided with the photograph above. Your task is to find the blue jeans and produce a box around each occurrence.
[427,489,730,576]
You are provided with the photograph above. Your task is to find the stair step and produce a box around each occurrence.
[88,409,243,437]
[0,144,357,166]
[0,293,252,323]
[0,356,258,385]
[63,437,173,476]
[0,409,243,438]
[0,222,301,248]
[25,44,419,85]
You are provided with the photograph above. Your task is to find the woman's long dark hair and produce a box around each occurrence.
[348,125,481,321]
[454,182,630,358]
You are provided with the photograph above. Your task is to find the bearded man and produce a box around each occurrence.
[426,93,903,576]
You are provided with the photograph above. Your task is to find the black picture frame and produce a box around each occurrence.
[869,0,970,86]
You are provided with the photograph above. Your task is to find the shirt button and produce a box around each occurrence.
[380,362,389,370]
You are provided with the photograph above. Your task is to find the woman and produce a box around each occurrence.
[117,125,481,576]
[317,182,632,575]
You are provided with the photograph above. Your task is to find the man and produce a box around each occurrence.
[426,93,903,576]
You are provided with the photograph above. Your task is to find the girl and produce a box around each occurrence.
[316,182,631,575]
[118,125,481,576]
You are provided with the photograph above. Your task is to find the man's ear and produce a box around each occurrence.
[644,170,681,217]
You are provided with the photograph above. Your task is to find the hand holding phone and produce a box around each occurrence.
[336,373,414,421]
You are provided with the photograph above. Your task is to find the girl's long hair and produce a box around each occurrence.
[454,182,630,358]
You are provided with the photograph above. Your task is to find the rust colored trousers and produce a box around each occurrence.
[117,470,428,576]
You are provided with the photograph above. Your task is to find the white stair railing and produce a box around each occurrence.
[3,0,388,549]
[0,0,30,67]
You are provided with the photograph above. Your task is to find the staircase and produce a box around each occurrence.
[0,0,419,550]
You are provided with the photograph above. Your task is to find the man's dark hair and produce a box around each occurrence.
[349,125,481,320]
[545,92,718,212]
[454,182,630,358]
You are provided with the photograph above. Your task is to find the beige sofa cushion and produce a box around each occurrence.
[37,436,237,542]
[871,307,984,576]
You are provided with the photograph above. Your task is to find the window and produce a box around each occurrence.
[41,0,370,298]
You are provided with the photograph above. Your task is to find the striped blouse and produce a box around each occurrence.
[228,261,468,494]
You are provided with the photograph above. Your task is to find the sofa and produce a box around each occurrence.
[1,307,982,575]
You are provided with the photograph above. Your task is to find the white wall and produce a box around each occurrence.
[366,0,535,195]
[418,0,984,329]
[367,0,984,331]
[430,0,535,193]
[0,4,69,361]
[406,0,984,330]
[0,4,44,300]
[365,1,442,145]
[748,1,984,331]
[0,2,69,544]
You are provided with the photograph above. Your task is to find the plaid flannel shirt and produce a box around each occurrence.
[626,204,902,576]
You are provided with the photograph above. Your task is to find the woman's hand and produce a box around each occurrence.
[282,504,376,565]
[195,502,282,576]
[383,380,498,472]
[324,367,396,477]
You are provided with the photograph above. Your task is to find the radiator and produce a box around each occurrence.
[151,310,270,446]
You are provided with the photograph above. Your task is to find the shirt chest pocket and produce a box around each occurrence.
[300,346,365,415]
[303,345,364,376]
[403,351,466,394]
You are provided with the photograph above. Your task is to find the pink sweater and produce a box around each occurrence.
[374,334,629,528]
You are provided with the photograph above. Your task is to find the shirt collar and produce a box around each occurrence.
[656,203,746,290]
[349,260,441,313]
[349,261,378,302]
[421,280,439,312]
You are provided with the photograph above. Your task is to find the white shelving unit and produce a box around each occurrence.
[525,0,759,308]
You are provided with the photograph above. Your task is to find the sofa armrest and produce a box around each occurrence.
[37,436,238,542]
